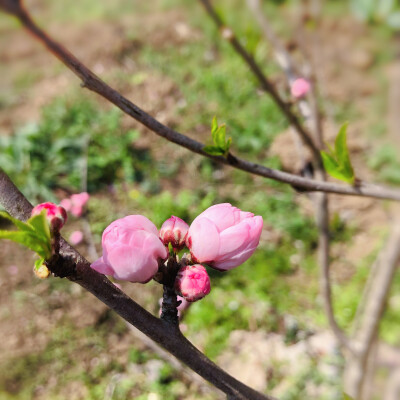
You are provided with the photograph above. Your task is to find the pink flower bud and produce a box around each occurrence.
[186,203,263,271]
[91,215,168,283]
[69,230,84,245]
[291,78,310,98]
[159,216,189,250]
[175,264,211,302]
[31,202,67,231]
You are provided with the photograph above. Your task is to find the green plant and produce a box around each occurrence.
[321,123,355,184]
[0,98,154,202]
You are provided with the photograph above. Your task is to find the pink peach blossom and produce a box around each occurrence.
[175,264,211,302]
[159,216,189,250]
[60,192,90,217]
[186,203,263,271]
[291,78,310,98]
[69,230,84,245]
[91,215,167,283]
[31,202,67,231]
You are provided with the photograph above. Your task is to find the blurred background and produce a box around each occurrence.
[1,0,400,399]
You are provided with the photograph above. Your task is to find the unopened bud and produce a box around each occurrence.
[34,264,50,279]
[159,216,189,251]
[31,202,67,231]
[290,78,310,99]
[175,264,211,302]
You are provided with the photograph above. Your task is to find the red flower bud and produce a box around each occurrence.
[175,264,211,302]
[159,216,189,250]
[31,202,67,231]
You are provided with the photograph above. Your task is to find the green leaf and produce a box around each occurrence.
[27,212,51,244]
[335,123,354,179]
[203,145,225,156]
[211,116,218,136]
[214,125,227,149]
[0,230,51,258]
[0,211,34,233]
[34,258,45,271]
[225,137,232,152]
[321,123,355,184]
[343,393,354,400]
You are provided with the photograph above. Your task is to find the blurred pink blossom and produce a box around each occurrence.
[291,78,310,98]
[69,230,84,245]
[60,192,90,217]
[31,202,67,231]
[159,216,189,250]
[186,203,263,271]
[91,215,167,283]
[175,264,211,302]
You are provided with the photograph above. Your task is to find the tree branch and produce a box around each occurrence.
[198,0,322,165]
[0,168,273,400]
[345,221,400,398]
[1,1,400,201]
[245,0,352,352]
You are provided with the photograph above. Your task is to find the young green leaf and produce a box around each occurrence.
[334,123,354,179]
[321,123,355,184]
[0,211,34,233]
[203,145,226,156]
[214,125,227,149]
[207,117,232,156]
[343,393,354,400]
[0,230,51,259]
[27,212,51,244]
[34,257,45,271]
[211,116,218,136]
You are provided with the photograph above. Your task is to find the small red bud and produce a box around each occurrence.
[31,202,67,231]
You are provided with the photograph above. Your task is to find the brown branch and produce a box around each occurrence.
[345,221,400,398]
[0,168,273,400]
[1,2,400,202]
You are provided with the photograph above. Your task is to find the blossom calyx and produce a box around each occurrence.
[175,264,211,302]
[159,216,189,250]
[31,202,67,231]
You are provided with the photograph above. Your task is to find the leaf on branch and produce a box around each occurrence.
[321,123,355,184]
[343,393,354,400]
[0,211,52,259]
[204,116,232,157]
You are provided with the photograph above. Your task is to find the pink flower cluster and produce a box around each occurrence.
[60,192,90,218]
[91,203,263,304]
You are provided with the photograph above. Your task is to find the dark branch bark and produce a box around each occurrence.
[0,168,274,400]
[1,2,400,201]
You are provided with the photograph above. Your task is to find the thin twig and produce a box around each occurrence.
[1,2,400,202]
[344,220,400,398]
[246,0,352,352]
[198,0,322,166]
[0,168,274,400]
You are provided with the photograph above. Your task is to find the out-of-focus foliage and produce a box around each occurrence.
[351,0,400,29]
[0,99,153,202]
